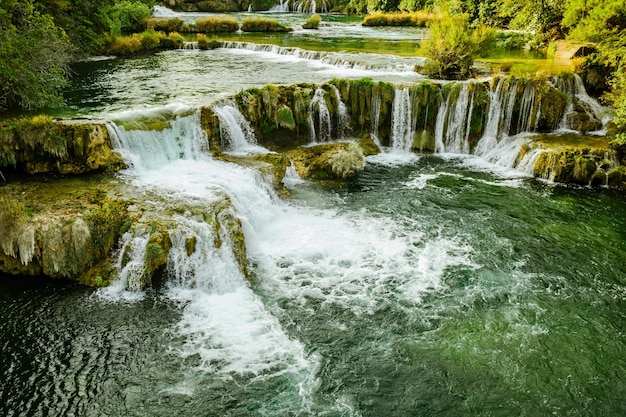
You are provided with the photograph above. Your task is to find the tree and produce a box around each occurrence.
[0,0,73,111]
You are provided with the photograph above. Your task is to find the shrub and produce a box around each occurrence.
[195,16,239,33]
[197,34,221,50]
[160,32,185,49]
[110,0,152,36]
[303,14,322,29]
[418,12,494,80]
[241,17,291,33]
[141,28,160,50]
[362,11,437,27]
[108,34,144,56]
[144,17,185,33]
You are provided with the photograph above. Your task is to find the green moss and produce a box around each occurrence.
[277,106,296,130]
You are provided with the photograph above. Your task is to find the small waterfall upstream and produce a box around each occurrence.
[219,41,417,74]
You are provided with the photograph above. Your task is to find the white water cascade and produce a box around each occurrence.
[107,112,208,171]
[330,85,350,139]
[212,101,268,154]
[269,0,289,12]
[370,90,382,145]
[100,109,477,412]
[390,88,413,152]
[553,74,608,130]
[308,88,332,142]
[219,42,417,74]
[474,79,521,157]
[434,84,475,154]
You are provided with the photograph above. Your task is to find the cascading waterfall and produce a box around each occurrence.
[517,81,540,133]
[219,42,417,74]
[308,88,332,142]
[370,90,381,145]
[474,79,519,157]
[106,112,208,170]
[183,42,198,50]
[330,85,350,139]
[390,88,413,152]
[212,101,267,154]
[434,84,474,154]
[553,74,607,130]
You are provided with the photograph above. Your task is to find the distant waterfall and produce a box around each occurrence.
[308,88,332,142]
[390,88,413,152]
[219,42,416,74]
[213,101,267,154]
[106,112,209,171]
[269,0,289,12]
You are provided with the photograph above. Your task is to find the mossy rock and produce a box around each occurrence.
[0,118,125,175]
[0,177,129,284]
[286,141,370,181]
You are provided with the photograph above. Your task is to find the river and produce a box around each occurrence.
[1,9,625,417]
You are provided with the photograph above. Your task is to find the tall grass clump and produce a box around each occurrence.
[195,16,239,33]
[362,11,437,27]
[302,14,321,29]
[241,17,291,33]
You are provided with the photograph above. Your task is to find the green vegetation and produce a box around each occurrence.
[241,17,291,32]
[143,17,185,32]
[302,14,322,29]
[195,16,239,33]
[362,10,437,26]
[0,0,72,111]
[418,10,494,79]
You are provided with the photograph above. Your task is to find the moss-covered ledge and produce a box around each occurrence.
[0,176,128,286]
[0,116,125,176]
[519,133,620,186]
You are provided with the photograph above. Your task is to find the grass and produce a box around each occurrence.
[195,16,239,33]
[362,11,438,27]
[241,17,291,33]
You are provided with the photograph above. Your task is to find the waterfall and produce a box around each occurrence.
[517,82,539,133]
[434,84,474,154]
[370,90,381,145]
[474,79,517,157]
[390,88,413,152]
[269,0,289,12]
[212,101,267,154]
[308,88,332,142]
[219,42,416,74]
[553,74,607,130]
[330,85,350,139]
[183,42,198,50]
[106,112,209,171]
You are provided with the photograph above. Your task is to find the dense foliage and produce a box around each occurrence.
[0,0,72,110]
[418,10,494,79]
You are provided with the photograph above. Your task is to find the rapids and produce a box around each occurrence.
[1,11,625,417]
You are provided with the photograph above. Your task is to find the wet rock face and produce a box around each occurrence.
[0,180,128,286]
[0,119,125,176]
